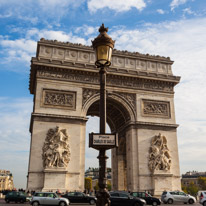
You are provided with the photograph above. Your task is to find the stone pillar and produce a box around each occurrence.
[126,128,139,192]
[27,116,87,192]
[111,142,127,191]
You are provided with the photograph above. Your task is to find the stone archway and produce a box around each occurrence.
[27,39,181,195]
[83,91,136,191]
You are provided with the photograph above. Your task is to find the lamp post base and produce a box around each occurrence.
[96,188,110,206]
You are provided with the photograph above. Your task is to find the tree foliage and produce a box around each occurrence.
[198,177,206,190]
[94,181,99,191]
[182,181,199,196]
[106,179,112,191]
[85,177,92,191]
[186,182,199,196]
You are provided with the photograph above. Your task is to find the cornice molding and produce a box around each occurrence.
[30,113,88,133]
[117,120,178,133]
[36,39,178,78]
[38,38,173,63]
[31,57,180,82]
[30,65,178,94]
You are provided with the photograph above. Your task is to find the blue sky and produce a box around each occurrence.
[0,0,206,189]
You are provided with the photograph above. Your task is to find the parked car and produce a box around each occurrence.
[110,191,146,206]
[5,191,28,203]
[161,191,196,204]
[130,192,161,206]
[62,192,96,205]
[30,192,69,206]
[199,191,206,206]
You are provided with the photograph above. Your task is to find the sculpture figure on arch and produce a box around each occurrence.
[148,133,171,172]
[42,126,71,168]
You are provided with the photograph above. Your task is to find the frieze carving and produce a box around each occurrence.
[115,92,136,111]
[82,88,99,106]
[37,69,174,93]
[42,89,76,110]
[142,99,170,118]
[39,38,173,63]
[42,126,71,168]
[82,88,136,113]
[148,133,171,172]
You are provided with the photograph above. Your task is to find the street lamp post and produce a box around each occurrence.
[92,24,115,206]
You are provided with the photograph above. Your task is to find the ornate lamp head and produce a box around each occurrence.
[92,24,115,67]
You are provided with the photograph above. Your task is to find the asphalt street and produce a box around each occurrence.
[0,199,203,206]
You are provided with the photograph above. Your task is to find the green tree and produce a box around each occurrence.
[85,177,92,192]
[94,181,99,191]
[107,182,112,191]
[186,182,198,196]
[182,185,188,194]
[198,177,206,190]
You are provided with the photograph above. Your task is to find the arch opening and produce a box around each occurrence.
[86,96,131,133]
[85,96,132,191]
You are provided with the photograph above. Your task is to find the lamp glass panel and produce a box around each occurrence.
[97,45,109,64]
[108,47,112,62]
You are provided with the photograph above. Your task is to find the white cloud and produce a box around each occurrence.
[87,0,146,13]
[156,9,165,14]
[0,38,37,66]
[38,0,84,9]
[183,7,195,16]
[0,29,87,72]
[25,29,87,45]
[0,97,33,188]
[170,0,188,11]
[0,0,85,24]
[75,25,97,36]
[0,11,12,18]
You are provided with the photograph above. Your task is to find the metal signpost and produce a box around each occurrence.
[90,24,117,206]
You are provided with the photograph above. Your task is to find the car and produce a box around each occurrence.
[130,192,161,206]
[199,191,206,206]
[198,191,206,201]
[62,192,96,205]
[161,191,196,204]
[110,191,146,206]
[30,192,69,206]
[5,191,28,203]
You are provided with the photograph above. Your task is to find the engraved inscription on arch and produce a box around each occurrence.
[142,99,170,118]
[42,89,76,110]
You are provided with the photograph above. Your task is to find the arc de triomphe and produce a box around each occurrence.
[27,38,181,195]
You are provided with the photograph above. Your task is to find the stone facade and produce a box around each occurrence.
[0,170,14,191]
[181,171,206,187]
[27,39,181,195]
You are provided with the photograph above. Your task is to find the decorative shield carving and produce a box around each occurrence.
[42,126,71,168]
[148,133,171,172]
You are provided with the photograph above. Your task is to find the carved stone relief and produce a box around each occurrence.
[82,88,136,115]
[37,69,174,94]
[82,88,99,106]
[42,126,71,168]
[38,41,173,75]
[148,133,171,172]
[142,99,170,118]
[115,92,136,112]
[42,89,76,110]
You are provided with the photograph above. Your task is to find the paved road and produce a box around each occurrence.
[0,199,91,206]
[0,199,202,206]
